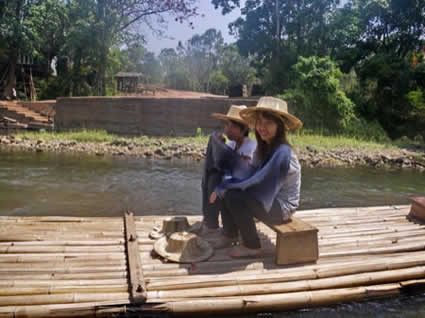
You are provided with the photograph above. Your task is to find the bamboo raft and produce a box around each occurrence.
[1,204,425,317]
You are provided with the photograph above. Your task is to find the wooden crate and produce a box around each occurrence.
[409,196,425,222]
[270,217,319,265]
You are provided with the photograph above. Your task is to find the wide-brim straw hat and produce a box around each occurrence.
[211,105,249,126]
[153,231,214,263]
[149,216,192,240]
[240,97,302,131]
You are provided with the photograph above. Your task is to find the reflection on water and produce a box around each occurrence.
[1,150,425,317]
[1,150,424,217]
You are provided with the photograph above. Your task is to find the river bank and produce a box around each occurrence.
[1,132,424,170]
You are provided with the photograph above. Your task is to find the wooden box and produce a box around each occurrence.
[409,197,425,222]
[270,217,319,265]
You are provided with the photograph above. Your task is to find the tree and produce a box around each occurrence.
[140,52,162,84]
[342,0,425,138]
[185,28,224,91]
[283,56,356,131]
[209,70,229,95]
[159,48,190,90]
[65,0,199,96]
[220,44,256,88]
[212,0,341,92]
[0,0,65,99]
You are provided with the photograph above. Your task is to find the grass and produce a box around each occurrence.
[14,129,414,154]
[17,129,117,143]
[290,133,399,152]
[16,129,209,146]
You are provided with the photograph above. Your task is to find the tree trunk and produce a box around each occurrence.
[97,47,107,96]
[71,51,82,96]
[2,55,17,100]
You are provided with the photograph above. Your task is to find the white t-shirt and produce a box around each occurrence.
[226,137,257,160]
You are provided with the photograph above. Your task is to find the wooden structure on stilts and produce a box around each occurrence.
[1,203,425,317]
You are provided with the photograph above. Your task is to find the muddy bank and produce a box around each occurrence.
[1,135,424,170]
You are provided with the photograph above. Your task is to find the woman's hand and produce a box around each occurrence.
[209,191,217,204]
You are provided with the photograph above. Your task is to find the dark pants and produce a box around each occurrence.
[201,136,224,229]
[201,169,222,229]
[221,189,284,249]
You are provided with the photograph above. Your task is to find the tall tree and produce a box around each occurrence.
[185,28,224,91]
[344,0,425,138]
[66,0,199,96]
[212,0,340,92]
[220,44,256,87]
[0,0,64,99]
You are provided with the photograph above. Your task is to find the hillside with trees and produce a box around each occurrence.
[0,0,424,141]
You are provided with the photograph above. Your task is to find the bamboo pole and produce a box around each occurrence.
[321,241,425,258]
[123,210,147,304]
[0,216,123,222]
[0,292,130,306]
[0,254,125,263]
[319,228,425,245]
[295,205,409,217]
[319,235,425,250]
[0,240,124,246]
[0,259,126,268]
[0,272,127,280]
[0,265,126,273]
[146,266,425,299]
[0,278,127,287]
[0,300,129,318]
[143,282,405,314]
[146,252,425,290]
[0,246,124,254]
[0,285,128,296]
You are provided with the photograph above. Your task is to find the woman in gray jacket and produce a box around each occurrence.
[210,97,302,258]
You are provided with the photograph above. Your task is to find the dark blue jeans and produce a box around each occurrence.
[201,136,224,229]
[221,189,284,249]
[201,169,222,229]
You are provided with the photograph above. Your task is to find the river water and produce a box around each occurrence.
[1,150,425,316]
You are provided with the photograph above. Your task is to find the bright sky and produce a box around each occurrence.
[145,1,244,55]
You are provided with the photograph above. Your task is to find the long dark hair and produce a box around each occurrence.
[255,111,290,163]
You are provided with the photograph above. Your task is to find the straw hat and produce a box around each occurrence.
[153,231,214,263]
[240,97,302,131]
[149,216,191,240]
[211,105,249,126]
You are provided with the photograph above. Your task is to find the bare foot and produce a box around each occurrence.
[228,244,263,258]
[209,234,237,249]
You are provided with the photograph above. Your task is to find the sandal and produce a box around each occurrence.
[228,244,263,258]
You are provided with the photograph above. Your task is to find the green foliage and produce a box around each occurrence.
[211,0,425,140]
[220,44,256,87]
[282,56,356,132]
[158,31,255,93]
[17,129,400,153]
[195,127,203,138]
[0,0,67,98]
[344,118,391,143]
[184,29,224,91]
[209,70,229,95]
[37,76,70,100]
[407,90,425,120]
[17,129,117,143]
[353,53,425,139]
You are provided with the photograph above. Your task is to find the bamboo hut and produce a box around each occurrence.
[1,203,425,317]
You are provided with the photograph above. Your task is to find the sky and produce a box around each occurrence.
[144,1,244,55]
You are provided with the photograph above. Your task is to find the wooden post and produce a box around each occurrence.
[124,210,147,304]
